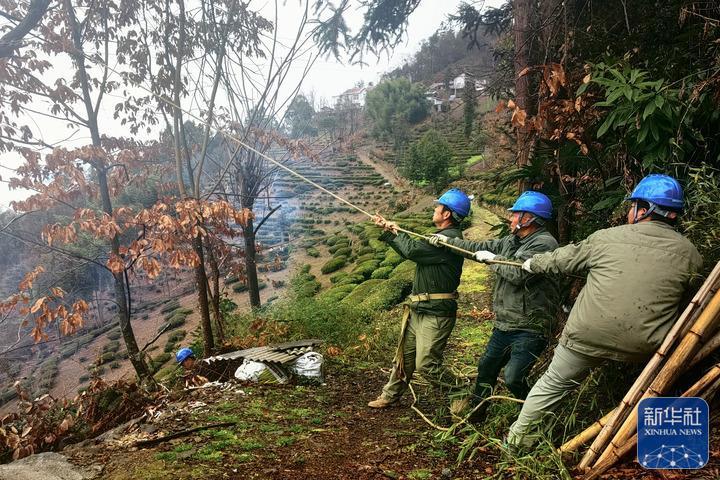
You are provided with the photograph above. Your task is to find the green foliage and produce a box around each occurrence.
[285,94,317,138]
[588,63,689,169]
[353,260,381,279]
[380,248,403,267]
[359,277,412,310]
[320,257,347,274]
[317,283,358,303]
[328,241,350,254]
[682,165,720,265]
[160,299,181,315]
[341,279,385,306]
[365,78,430,147]
[370,266,394,279]
[291,271,321,299]
[390,260,415,281]
[334,272,365,286]
[331,246,352,258]
[306,247,320,257]
[402,129,452,192]
[462,84,476,138]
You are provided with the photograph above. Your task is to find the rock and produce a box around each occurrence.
[0,452,100,480]
[441,467,452,478]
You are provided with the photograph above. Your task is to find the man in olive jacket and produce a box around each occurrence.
[368,188,470,408]
[430,191,559,420]
[506,174,703,447]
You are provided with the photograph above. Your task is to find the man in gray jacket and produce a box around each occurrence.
[430,191,559,421]
[506,174,703,447]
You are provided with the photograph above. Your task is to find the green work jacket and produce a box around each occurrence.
[530,221,703,362]
[444,228,559,335]
[380,227,464,316]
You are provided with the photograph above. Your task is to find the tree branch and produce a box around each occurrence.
[0,0,51,58]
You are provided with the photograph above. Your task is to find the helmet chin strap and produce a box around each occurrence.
[632,201,674,223]
[513,213,539,233]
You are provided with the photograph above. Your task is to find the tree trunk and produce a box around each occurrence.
[64,0,151,384]
[204,237,225,344]
[192,235,215,354]
[513,0,533,186]
[243,218,261,309]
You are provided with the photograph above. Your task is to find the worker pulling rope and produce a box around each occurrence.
[73,50,522,269]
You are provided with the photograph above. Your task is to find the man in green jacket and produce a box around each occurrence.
[506,174,703,447]
[368,188,470,409]
[429,191,559,420]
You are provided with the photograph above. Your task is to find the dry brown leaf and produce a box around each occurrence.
[494,100,506,113]
[507,99,516,110]
[511,107,527,127]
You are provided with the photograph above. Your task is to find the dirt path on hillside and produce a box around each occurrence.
[356,148,409,192]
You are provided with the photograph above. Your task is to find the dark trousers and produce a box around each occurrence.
[473,328,547,401]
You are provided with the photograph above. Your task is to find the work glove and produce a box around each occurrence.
[473,250,496,263]
[428,234,448,247]
[522,258,534,273]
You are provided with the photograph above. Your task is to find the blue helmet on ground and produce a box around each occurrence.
[435,188,471,219]
[508,191,553,220]
[176,347,194,364]
[627,174,684,211]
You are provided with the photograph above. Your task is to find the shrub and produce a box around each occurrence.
[328,242,350,254]
[371,266,394,279]
[168,330,187,343]
[160,299,181,315]
[341,279,385,306]
[332,246,352,258]
[99,352,116,364]
[329,272,348,284]
[107,331,121,341]
[369,238,386,252]
[380,249,403,267]
[233,283,248,293]
[164,342,177,353]
[225,275,240,285]
[291,271,321,299]
[150,353,172,372]
[306,247,320,258]
[356,246,374,256]
[390,260,415,281]
[353,260,381,279]
[109,361,121,370]
[102,341,120,354]
[355,253,376,264]
[321,257,347,274]
[359,277,412,311]
[318,284,357,303]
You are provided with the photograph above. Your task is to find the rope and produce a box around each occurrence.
[65,49,523,269]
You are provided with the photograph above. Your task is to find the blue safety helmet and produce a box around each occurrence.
[435,188,471,219]
[508,191,553,220]
[176,347,194,364]
[627,174,684,211]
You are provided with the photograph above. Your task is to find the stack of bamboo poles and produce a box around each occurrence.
[558,261,720,478]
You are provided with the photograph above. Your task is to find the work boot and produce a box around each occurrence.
[367,395,397,408]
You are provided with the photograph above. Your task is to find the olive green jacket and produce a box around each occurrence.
[530,221,703,362]
[380,227,464,316]
[445,228,559,335]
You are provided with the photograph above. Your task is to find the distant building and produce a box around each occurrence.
[333,85,371,107]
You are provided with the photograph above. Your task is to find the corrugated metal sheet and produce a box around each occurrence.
[203,339,322,366]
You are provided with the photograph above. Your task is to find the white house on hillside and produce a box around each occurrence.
[333,85,370,107]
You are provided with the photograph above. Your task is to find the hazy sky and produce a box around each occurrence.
[0,0,504,208]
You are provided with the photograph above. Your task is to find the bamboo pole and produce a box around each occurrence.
[593,288,720,468]
[579,262,720,469]
[583,362,720,480]
[689,328,720,368]
[559,409,616,454]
